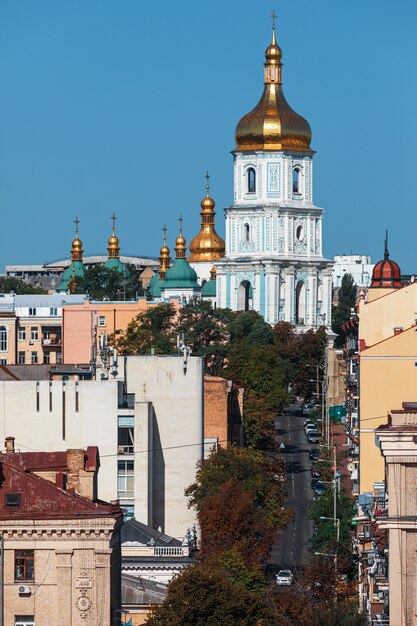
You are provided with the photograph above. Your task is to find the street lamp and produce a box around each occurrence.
[319,516,340,542]
[315,551,338,602]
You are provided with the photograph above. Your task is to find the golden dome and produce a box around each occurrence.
[188,173,226,263]
[159,225,171,279]
[175,215,186,259]
[107,213,120,258]
[71,216,83,261]
[235,24,312,153]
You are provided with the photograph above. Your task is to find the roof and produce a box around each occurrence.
[14,294,86,307]
[202,279,216,297]
[0,458,122,521]
[58,260,86,291]
[104,257,131,276]
[121,518,182,547]
[164,258,200,289]
[0,446,99,474]
[0,365,52,381]
[122,574,168,606]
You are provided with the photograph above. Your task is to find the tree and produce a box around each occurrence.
[228,310,273,346]
[75,265,144,300]
[186,446,288,529]
[112,303,177,355]
[176,301,233,375]
[147,564,275,626]
[0,277,47,295]
[332,273,357,348]
[198,479,275,566]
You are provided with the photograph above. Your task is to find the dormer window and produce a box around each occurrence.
[293,168,301,194]
[247,168,256,193]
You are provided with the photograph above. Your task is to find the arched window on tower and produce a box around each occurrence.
[293,168,301,194]
[244,223,250,242]
[247,168,256,193]
[0,326,7,352]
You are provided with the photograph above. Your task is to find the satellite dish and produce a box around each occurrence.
[347,463,355,472]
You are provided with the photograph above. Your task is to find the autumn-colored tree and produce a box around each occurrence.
[186,446,287,528]
[147,564,276,626]
[199,479,275,566]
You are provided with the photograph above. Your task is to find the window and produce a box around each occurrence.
[0,326,7,352]
[14,551,34,581]
[247,167,256,193]
[296,225,304,241]
[118,427,134,454]
[31,352,38,365]
[118,461,134,499]
[18,327,26,341]
[43,352,50,364]
[99,316,106,327]
[31,327,38,341]
[293,168,301,194]
[18,352,25,365]
[49,307,58,316]
[15,618,34,626]
[0,359,6,365]
[28,308,36,316]
[244,223,250,242]
[6,493,20,507]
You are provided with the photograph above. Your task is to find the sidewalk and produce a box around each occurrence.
[331,422,352,493]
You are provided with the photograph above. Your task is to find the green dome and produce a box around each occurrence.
[164,258,199,289]
[58,260,85,292]
[202,279,216,297]
[104,257,131,276]
[148,271,166,298]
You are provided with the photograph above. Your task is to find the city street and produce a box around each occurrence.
[268,404,314,577]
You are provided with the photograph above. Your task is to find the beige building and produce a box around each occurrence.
[357,247,417,494]
[376,403,417,626]
[0,440,123,626]
[0,355,204,540]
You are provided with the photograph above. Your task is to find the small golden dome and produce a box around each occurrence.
[188,173,226,263]
[159,225,171,279]
[71,216,83,261]
[107,213,121,258]
[235,24,312,153]
[210,265,217,280]
[175,215,186,259]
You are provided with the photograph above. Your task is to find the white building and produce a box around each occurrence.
[216,25,333,328]
[332,255,374,289]
[0,355,204,540]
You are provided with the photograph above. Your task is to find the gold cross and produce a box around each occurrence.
[162,224,167,242]
[271,9,277,29]
[111,212,117,232]
[179,214,183,232]
[74,216,79,236]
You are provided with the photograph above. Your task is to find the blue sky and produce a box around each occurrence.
[1,1,416,272]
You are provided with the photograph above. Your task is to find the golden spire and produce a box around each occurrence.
[209,265,217,281]
[68,264,77,294]
[188,173,225,262]
[71,216,83,261]
[107,212,120,259]
[159,224,171,280]
[175,215,186,259]
[234,15,312,153]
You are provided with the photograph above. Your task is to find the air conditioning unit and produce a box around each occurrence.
[18,585,31,595]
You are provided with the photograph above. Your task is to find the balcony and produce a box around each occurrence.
[42,337,62,347]
[118,445,134,455]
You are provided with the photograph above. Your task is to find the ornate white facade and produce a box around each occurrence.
[216,27,333,328]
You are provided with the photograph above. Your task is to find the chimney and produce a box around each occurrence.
[393,327,403,335]
[5,437,15,453]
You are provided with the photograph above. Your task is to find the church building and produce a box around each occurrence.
[215,21,333,328]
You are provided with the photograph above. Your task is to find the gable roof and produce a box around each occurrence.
[121,518,182,547]
[0,459,121,521]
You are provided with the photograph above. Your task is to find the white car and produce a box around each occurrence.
[276,569,293,585]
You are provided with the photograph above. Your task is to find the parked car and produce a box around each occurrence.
[311,478,322,489]
[314,483,326,496]
[304,421,316,432]
[305,425,318,435]
[309,448,320,461]
[276,569,293,585]
[307,432,320,444]
[311,468,321,478]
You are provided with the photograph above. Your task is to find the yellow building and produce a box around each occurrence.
[358,241,417,493]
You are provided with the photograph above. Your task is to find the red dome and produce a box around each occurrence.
[371,255,401,289]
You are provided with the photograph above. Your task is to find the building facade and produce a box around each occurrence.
[216,25,333,326]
